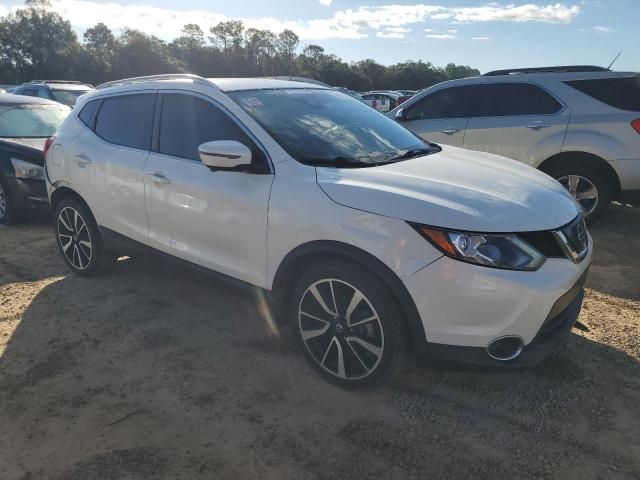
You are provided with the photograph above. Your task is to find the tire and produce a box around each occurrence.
[289,260,406,389]
[547,164,613,224]
[54,197,106,276]
[0,176,20,225]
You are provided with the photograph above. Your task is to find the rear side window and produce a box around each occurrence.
[405,86,476,120]
[158,93,255,161]
[20,88,39,97]
[78,100,99,127]
[95,94,155,149]
[475,83,562,116]
[565,77,640,112]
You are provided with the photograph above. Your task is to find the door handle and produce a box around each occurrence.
[73,153,92,167]
[526,123,552,130]
[144,171,171,184]
[441,128,461,135]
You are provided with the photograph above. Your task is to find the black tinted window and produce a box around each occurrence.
[565,77,640,112]
[476,83,562,116]
[159,94,254,161]
[405,86,475,120]
[95,94,155,149]
[78,100,99,127]
[21,89,39,96]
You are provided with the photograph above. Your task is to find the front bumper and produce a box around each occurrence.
[404,235,592,366]
[423,276,585,369]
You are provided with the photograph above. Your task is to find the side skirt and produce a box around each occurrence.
[100,226,268,297]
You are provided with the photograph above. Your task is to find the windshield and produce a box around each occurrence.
[0,105,69,137]
[51,89,91,107]
[230,88,436,167]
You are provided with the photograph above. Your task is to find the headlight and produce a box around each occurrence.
[10,158,44,180]
[412,224,546,271]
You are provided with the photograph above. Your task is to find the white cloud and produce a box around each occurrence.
[426,33,456,39]
[424,28,435,32]
[447,29,458,33]
[472,36,491,40]
[376,31,404,39]
[0,1,583,41]
[592,25,614,33]
[318,0,332,6]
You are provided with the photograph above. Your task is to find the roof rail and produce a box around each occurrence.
[29,80,94,86]
[264,76,330,87]
[96,74,214,90]
[482,65,609,76]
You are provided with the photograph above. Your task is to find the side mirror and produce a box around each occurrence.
[394,108,406,121]
[198,140,252,170]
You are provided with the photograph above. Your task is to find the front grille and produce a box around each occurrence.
[518,230,565,258]
[518,215,589,263]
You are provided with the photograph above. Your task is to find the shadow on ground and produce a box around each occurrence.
[1,237,639,479]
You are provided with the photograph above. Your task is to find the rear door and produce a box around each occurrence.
[462,82,570,166]
[143,91,273,286]
[396,85,475,147]
[68,92,155,243]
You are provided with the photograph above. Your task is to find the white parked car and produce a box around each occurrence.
[390,66,640,222]
[46,75,591,388]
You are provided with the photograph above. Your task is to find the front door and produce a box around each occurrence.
[143,91,274,287]
[397,85,476,147]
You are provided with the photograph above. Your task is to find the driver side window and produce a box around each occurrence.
[405,86,476,121]
[158,93,257,162]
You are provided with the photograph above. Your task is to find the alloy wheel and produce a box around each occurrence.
[0,181,6,219]
[298,279,385,380]
[558,174,599,217]
[57,206,92,270]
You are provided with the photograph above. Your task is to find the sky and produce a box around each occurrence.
[0,0,637,73]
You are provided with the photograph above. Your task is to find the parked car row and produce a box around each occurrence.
[39,73,594,389]
[361,90,414,112]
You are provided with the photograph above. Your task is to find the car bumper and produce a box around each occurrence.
[3,176,50,214]
[403,237,592,367]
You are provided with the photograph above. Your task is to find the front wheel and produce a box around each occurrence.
[54,198,106,276]
[289,261,405,389]
[0,177,19,225]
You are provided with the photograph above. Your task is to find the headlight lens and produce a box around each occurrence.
[413,225,546,271]
[10,158,44,180]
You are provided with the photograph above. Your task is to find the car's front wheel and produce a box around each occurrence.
[0,177,18,225]
[290,260,405,389]
[54,197,106,276]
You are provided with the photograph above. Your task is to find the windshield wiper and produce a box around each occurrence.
[306,156,371,168]
[383,147,439,163]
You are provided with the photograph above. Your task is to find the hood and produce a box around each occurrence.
[0,137,46,152]
[316,145,580,233]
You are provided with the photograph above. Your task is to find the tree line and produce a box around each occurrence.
[0,0,480,91]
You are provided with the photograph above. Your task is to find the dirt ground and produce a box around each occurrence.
[1,205,639,480]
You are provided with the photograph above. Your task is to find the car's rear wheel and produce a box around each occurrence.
[289,260,405,389]
[54,198,105,276]
[549,165,613,224]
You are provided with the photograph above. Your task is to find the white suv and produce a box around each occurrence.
[390,66,640,222]
[45,75,591,388]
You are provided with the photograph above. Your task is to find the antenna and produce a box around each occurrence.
[607,51,622,70]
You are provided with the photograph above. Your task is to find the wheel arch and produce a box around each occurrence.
[538,151,621,199]
[50,186,91,212]
[271,240,427,359]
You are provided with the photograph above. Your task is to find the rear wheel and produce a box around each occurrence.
[549,165,613,224]
[289,260,405,389]
[54,198,106,276]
